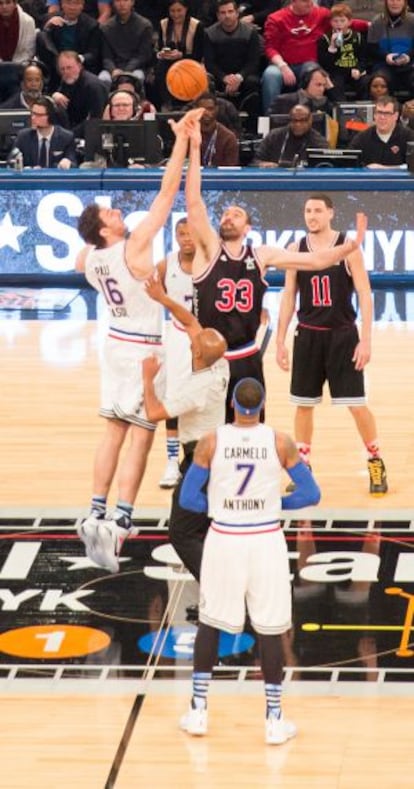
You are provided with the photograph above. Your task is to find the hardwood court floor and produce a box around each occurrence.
[0,320,412,512]
[2,693,414,788]
[1,318,413,788]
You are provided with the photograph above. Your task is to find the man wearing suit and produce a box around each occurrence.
[10,95,77,168]
[36,0,102,89]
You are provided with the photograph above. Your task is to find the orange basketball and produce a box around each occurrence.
[166,60,209,102]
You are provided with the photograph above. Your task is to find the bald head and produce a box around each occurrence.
[193,328,227,367]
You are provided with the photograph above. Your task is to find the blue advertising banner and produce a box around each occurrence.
[1,186,414,276]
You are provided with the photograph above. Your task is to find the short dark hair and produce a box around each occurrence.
[217,0,238,9]
[239,206,252,225]
[375,95,400,114]
[233,378,265,415]
[31,95,55,122]
[78,204,105,247]
[306,193,334,209]
[194,91,218,106]
[175,216,189,228]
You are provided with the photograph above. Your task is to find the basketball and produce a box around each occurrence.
[166,60,209,102]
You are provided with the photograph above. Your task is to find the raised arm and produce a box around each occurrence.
[185,129,220,277]
[145,272,202,339]
[75,245,92,272]
[127,109,203,262]
[258,213,368,271]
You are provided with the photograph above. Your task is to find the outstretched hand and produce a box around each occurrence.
[144,271,166,303]
[169,107,205,140]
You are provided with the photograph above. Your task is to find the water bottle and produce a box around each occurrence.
[14,151,23,172]
[336,32,343,47]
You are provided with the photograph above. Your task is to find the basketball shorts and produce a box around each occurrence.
[100,336,165,429]
[290,325,366,406]
[199,527,292,635]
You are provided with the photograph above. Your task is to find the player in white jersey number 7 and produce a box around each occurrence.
[179,377,321,744]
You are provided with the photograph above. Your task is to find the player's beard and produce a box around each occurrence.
[219,224,240,241]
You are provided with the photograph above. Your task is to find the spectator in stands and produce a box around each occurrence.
[99,0,154,90]
[204,0,262,120]
[317,3,367,101]
[46,0,111,23]
[155,0,204,109]
[262,0,368,113]
[82,87,162,165]
[0,60,70,127]
[193,90,239,165]
[37,0,102,89]
[268,65,335,117]
[52,50,108,135]
[0,0,36,102]
[104,71,157,114]
[102,87,155,119]
[349,94,414,167]
[262,0,330,113]
[178,88,243,137]
[255,103,328,166]
[367,0,414,97]
[9,95,77,167]
[364,71,392,101]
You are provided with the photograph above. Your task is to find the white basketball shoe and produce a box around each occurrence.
[159,458,181,489]
[180,704,208,736]
[77,514,108,568]
[265,714,297,745]
[95,517,138,573]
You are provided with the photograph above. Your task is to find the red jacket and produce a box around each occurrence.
[264,5,368,65]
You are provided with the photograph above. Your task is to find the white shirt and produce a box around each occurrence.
[163,358,229,444]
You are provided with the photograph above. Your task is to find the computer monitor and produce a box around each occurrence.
[267,112,328,139]
[84,119,163,166]
[0,109,31,155]
[155,111,185,158]
[306,148,363,168]
[333,102,375,131]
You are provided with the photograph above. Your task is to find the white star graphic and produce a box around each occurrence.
[0,212,27,251]
[59,555,130,571]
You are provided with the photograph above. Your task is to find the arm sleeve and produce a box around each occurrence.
[281,461,321,510]
[179,463,210,512]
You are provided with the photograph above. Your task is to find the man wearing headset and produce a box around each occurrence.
[8,94,77,167]
[103,88,155,121]
[268,65,335,117]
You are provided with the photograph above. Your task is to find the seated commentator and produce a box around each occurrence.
[9,96,77,168]
[348,95,414,168]
[255,104,328,167]
[82,88,161,166]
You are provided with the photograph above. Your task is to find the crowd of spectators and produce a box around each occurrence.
[2,0,414,167]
